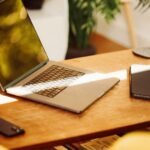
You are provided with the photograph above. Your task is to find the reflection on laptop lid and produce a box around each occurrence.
[0,0,48,90]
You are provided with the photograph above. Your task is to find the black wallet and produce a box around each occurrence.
[130,64,150,99]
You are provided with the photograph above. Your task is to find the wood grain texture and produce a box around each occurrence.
[1,50,150,150]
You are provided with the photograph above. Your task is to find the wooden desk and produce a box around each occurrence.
[1,50,150,150]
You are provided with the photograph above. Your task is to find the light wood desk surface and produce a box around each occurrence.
[1,50,150,150]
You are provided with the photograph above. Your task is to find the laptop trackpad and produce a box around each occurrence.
[52,76,119,113]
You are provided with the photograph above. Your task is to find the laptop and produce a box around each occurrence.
[0,0,119,113]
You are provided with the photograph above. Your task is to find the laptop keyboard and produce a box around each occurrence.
[24,65,85,98]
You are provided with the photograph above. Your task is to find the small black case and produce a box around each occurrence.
[0,118,25,137]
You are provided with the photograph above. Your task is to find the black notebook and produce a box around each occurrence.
[130,64,150,99]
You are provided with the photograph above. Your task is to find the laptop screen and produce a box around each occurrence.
[0,0,48,89]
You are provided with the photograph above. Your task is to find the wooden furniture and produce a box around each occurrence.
[1,50,150,150]
[90,32,127,54]
[122,0,138,48]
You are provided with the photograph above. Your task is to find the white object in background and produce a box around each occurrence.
[28,0,69,61]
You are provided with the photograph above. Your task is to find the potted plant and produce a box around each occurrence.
[66,0,150,59]
[66,0,121,59]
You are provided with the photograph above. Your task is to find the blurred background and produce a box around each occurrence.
[25,0,150,60]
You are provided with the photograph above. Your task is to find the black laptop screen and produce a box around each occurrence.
[0,0,48,88]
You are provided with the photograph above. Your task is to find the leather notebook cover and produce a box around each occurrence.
[130,64,150,99]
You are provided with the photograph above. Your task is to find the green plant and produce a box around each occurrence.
[137,0,150,10]
[69,0,121,49]
[69,0,150,50]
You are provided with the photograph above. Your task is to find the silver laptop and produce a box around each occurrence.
[0,0,119,113]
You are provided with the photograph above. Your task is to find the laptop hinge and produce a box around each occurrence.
[3,60,48,90]
[0,83,5,92]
